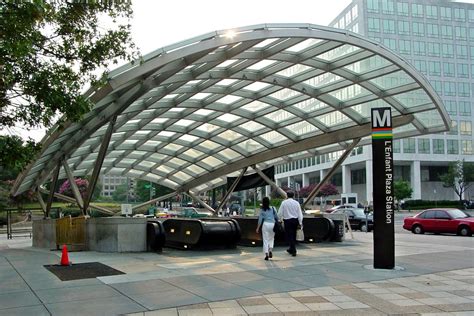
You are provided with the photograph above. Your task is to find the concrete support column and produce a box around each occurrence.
[342,165,351,194]
[287,176,292,189]
[411,160,421,200]
[265,185,271,197]
[302,173,309,188]
[365,160,373,204]
[320,169,326,183]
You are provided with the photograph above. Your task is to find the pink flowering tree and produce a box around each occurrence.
[59,178,89,200]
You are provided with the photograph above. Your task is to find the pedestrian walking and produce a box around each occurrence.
[278,191,303,256]
[256,197,279,260]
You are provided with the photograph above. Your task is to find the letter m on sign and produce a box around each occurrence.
[372,108,392,128]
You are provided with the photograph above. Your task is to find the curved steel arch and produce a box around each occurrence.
[13,24,449,197]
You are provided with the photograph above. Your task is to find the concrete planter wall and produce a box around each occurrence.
[32,217,147,252]
[32,219,57,249]
[86,217,146,252]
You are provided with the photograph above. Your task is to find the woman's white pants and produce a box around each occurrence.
[262,222,275,254]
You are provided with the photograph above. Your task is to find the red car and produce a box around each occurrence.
[403,208,474,236]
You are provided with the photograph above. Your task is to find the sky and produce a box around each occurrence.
[131,0,352,56]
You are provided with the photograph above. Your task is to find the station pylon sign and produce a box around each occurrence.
[371,108,395,269]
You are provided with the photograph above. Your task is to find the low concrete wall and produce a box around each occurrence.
[86,217,147,252]
[32,217,147,252]
[32,219,57,249]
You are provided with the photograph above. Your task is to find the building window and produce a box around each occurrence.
[470,28,474,41]
[454,8,466,21]
[444,100,457,116]
[461,140,473,154]
[398,20,410,35]
[399,39,411,54]
[447,140,459,154]
[383,38,396,50]
[441,25,453,39]
[427,42,440,57]
[448,120,458,135]
[441,44,454,58]
[440,7,452,20]
[413,41,425,56]
[397,2,409,16]
[382,0,395,14]
[368,18,380,32]
[351,23,359,33]
[431,80,443,95]
[455,26,467,41]
[367,0,379,13]
[470,9,474,22]
[412,22,424,36]
[443,62,455,77]
[426,5,438,19]
[393,139,400,153]
[345,11,352,25]
[352,5,358,19]
[426,23,439,37]
[411,3,423,17]
[460,121,472,135]
[351,169,366,185]
[457,64,469,78]
[403,138,416,153]
[444,81,456,96]
[418,139,430,154]
[428,61,441,76]
[456,45,468,59]
[433,139,445,154]
[459,101,471,116]
[413,60,427,75]
[331,173,342,186]
[383,19,396,34]
[457,82,470,97]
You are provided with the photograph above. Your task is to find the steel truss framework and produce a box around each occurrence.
[13,24,450,208]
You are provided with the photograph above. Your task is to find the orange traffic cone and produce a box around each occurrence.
[60,244,71,266]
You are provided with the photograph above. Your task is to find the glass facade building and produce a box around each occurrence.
[275,0,474,203]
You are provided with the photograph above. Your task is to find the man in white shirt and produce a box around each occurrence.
[278,191,303,256]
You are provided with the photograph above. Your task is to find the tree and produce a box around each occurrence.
[394,180,412,210]
[299,184,316,198]
[440,160,474,203]
[317,183,339,197]
[0,135,41,180]
[112,183,128,202]
[0,136,41,208]
[1,1,138,169]
[58,178,89,200]
[135,180,173,203]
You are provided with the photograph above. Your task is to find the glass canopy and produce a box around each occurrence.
[12,24,449,196]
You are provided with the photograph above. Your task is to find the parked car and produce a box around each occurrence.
[403,208,474,236]
[331,207,374,232]
[327,204,358,213]
[171,207,213,218]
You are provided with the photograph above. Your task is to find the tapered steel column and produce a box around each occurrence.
[45,163,61,218]
[216,167,248,213]
[62,161,84,212]
[83,116,116,214]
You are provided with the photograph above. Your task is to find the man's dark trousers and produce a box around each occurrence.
[284,218,298,255]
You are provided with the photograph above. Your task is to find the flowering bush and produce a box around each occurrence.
[59,178,89,200]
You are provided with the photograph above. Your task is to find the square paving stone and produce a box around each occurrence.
[0,305,50,316]
[46,295,145,316]
[0,291,40,310]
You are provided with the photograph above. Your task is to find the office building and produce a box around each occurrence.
[275,0,474,203]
